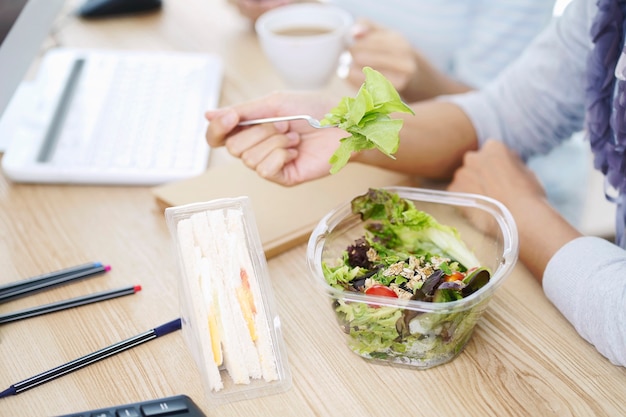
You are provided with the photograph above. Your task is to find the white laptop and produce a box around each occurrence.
[1,48,223,185]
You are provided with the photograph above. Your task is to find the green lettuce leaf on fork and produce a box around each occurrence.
[320,67,415,174]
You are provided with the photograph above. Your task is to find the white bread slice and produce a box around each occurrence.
[190,211,225,371]
[191,211,225,370]
[226,209,279,382]
[223,229,263,380]
[178,218,224,392]
[205,209,252,384]
[190,212,212,257]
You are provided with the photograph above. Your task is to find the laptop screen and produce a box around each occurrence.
[0,0,28,45]
[0,0,64,119]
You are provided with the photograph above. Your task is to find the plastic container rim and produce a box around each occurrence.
[306,186,519,313]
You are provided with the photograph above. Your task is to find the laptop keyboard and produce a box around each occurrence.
[19,49,222,185]
[55,394,207,417]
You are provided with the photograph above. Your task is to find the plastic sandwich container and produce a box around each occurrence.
[306,186,519,369]
[165,196,292,405]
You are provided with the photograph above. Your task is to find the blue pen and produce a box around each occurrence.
[0,318,182,398]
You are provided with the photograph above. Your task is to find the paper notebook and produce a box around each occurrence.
[152,162,416,258]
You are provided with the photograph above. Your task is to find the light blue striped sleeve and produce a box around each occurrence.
[455,0,556,87]
[442,0,591,159]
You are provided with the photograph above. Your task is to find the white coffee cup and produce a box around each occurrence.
[255,3,354,89]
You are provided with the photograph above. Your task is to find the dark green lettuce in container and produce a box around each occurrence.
[306,187,518,369]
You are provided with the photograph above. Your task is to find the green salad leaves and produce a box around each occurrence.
[351,188,481,270]
[320,67,414,174]
[321,188,492,365]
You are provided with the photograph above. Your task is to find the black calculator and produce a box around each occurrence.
[56,394,207,417]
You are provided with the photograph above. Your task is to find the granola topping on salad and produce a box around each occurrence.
[374,255,450,299]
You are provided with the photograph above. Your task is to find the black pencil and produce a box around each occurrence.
[0,318,182,398]
[0,262,105,294]
[0,263,111,304]
[0,284,142,324]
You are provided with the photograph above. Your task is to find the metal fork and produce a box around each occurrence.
[237,115,337,129]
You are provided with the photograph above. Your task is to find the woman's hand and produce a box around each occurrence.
[447,139,547,206]
[205,91,348,186]
[447,139,582,281]
[345,18,471,102]
[228,0,292,23]
[346,19,417,96]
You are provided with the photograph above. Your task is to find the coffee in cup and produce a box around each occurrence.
[255,4,353,89]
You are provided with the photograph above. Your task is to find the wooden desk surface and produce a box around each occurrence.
[1,1,624,416]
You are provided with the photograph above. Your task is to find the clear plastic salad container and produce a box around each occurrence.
[306,186,518,369]
[165,197,292,405]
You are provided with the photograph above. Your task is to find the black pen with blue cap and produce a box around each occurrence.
[0,318,182,399]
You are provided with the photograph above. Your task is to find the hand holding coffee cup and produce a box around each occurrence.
[255,4,354,89]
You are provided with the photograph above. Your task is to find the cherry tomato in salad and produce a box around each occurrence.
[365,284,398,298]
[443,271,465,282]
